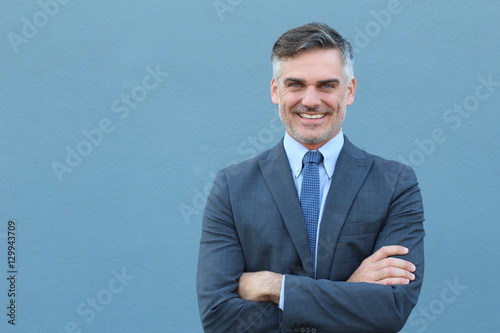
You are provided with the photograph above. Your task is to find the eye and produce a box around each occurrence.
[288,82,302,88]
[322,83,335,89]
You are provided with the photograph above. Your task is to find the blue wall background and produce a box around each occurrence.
[1,1,499,332]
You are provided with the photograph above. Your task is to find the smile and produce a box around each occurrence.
[298,113,326,119]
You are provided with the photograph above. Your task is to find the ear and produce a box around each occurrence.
[345,77,356,106]
[270,78,279,105]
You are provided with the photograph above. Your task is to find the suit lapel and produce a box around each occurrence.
[316,137,373,279]
[258,142,314,277]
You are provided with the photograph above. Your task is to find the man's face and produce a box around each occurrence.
[271,49,356,150]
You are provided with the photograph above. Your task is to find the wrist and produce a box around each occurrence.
[264,272,283,304]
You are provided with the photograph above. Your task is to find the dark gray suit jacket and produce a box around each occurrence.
[197,136,425,333]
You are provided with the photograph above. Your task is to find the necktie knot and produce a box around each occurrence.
[303,150,323,165]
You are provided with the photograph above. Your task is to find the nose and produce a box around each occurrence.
[301,87,321,108]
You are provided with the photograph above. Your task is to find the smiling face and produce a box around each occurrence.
[271,49,356,150]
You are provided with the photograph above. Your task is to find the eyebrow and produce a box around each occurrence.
[318,78,341,85]
[283,77,341,85]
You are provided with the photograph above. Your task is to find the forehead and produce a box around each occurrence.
[280,49,344,81]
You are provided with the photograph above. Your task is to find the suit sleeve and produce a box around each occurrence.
[196,170,280,332]
[281,164,425,332]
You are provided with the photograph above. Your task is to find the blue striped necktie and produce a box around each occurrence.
[300,150,323,276]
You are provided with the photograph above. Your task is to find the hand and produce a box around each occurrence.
[237,271,283,304]
[347,245,416,285]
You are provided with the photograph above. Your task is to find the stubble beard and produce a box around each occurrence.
[279,105,345,145]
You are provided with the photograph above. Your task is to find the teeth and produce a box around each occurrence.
[299,113,325,119]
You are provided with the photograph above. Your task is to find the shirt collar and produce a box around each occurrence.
[283,129,344,179]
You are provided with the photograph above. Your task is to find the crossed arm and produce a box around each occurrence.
[237,245,417,305]
[197,164,425,332]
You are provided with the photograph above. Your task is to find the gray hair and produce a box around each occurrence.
[271,22,354,85]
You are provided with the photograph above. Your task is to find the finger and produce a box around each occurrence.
[369,245,409,262]
[376,278,411,286]
[376,267,415,282]
[374,257,416,273]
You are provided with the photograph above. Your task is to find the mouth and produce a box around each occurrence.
[298,113,327,119]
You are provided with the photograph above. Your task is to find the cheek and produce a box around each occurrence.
[283,94,303,110]
[326,95,345,109]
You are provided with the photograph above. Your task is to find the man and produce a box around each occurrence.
[197,22,425,332]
